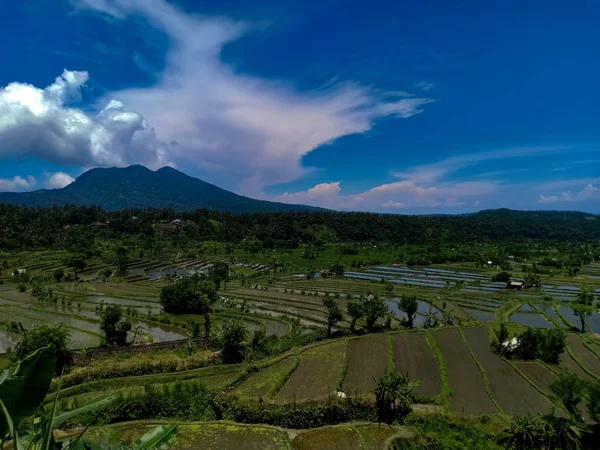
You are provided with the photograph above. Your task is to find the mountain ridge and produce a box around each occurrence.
[0,165,327,213]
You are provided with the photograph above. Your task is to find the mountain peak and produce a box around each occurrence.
[0,165,326,214]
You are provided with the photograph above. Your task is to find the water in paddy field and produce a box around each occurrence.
[384,298,442,323]
[586,311,600,333]
[131,320,187,342]
[510,312,554,329]
[462,307,495,322]
[557,306,583,330]
[518,304,536,312]
[85,295,162,313]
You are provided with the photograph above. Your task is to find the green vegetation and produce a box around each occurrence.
[3,204,600,448]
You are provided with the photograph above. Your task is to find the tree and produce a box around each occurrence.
[499,414,543,450]
[492,323,511,356]
[492,271,512,283]
[323,297,343,336]
[362,294,388,331]
[384,283,394,296]
[52,268,64,282]
[524,272,542,288]
[539,328,566,364]
[100,305,131,346]
[586,380,600,423]
[373,372,414,426]
[423,306,438,329]
[159,275,218,336]
[115,246,129,271]
[221,320,247,364]
[538,411,586,450]
[209,261,230,290]
[347,300,364,332]
[572,288,594,333]
[62,253,86,280]
[329,261,345,276]
[13,325,71,375]
[550,374,586,418]
[399,295,418,328]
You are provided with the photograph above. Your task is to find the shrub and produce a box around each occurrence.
[14,325,71,375]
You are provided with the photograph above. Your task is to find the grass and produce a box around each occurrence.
[425,330,450,411]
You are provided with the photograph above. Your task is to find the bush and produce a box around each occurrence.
[492,271,511,283]
[221,320,247,364]
[14,325,71,375]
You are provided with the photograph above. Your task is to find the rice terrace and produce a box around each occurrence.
[1,1,600,447]
[0,205,600,449]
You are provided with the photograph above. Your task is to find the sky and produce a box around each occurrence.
[0,0,599,213]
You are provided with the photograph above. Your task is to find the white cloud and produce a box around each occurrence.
[580,184,599,198]
[0,70,170,169]
[415,81,435,91]
[277,178,497,211]
[46,172,76,189]
[0,175,36,192]
[383,200,405,208]
[73,0,432,195]
[538,184,600,204]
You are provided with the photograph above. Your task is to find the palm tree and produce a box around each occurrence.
[499,414,543,449]
[373,372,414,426]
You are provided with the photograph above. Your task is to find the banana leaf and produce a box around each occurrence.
[52,395,118,428]
[0,347,56,440]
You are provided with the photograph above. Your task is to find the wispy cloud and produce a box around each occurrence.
[73,0,433,195]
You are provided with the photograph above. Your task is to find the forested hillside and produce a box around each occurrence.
[1,204,599,252]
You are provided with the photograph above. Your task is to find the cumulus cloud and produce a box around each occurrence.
[0,175,36,192]
[74,0,432,195]
[46,172,76,189]
[0,70,170,169]
[538,184,599,204]
[277,178,496,211]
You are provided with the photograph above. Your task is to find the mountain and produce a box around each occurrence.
[0,165,326,213]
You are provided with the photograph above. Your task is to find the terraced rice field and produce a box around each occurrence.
[233,356,299,398]
[276,341,346,401]
[560,350,596,382]
[461,307,496,322]
[513,361,558,397]
[463,327,554,415]
[432,328,497,415]
[535,304,569,328]
[510,310,554,328]
[392,332,441,397]
[341,334,389,395]
[566,334,600,377]
[86,421,412,450]
[54,365,243,404]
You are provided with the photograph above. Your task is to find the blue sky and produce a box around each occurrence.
[0,0,599,213]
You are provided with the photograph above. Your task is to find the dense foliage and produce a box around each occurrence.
[492,324,566,363]
[3,204,600,254]
[159,275,218,336]
[99,305,132,346]
[13,325,71,375]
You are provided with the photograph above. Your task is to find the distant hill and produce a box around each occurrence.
[0,165,325,213]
